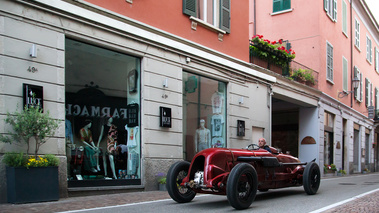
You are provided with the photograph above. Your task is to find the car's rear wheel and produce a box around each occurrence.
[303,161,321,195]
[167,161,196,203]
[226,163,258,210]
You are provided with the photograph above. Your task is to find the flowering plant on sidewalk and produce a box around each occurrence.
[156,172,166,184]
[250,35,296,68]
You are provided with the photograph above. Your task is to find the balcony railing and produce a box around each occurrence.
[249,46,318,89]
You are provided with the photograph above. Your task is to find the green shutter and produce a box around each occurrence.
[283,0,291,10]
[273,0,281,12]
[220,0,230,33]
[183,0,197,17]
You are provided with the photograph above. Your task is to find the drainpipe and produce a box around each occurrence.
[350,0,354,108]
[254,0,256,35]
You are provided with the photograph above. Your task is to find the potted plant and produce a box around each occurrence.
[324,164,337,176]
[337,168,346,176]
[156,172,167,191]
[0,105,60,203]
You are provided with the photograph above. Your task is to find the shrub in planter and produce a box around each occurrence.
[0,105,60,203]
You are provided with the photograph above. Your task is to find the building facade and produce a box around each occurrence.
[250,0,379,174]
[0,0,349,202]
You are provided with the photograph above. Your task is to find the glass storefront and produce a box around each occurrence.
[182,71,227,161]
[65,38,141,186]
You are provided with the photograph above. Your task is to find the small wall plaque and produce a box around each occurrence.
[23,84,43,110]
[160,107,172,128]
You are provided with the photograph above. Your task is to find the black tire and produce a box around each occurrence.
[303,161,321,195]
[166,161,196,203]
[226,163,258,210]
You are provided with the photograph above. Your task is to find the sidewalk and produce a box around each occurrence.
[1,187,378,213]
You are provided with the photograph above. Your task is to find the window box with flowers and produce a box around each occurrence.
[250,35,296,69]
[0,106,60,203]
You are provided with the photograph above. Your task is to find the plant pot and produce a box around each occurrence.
[6,166,59,203]
[158,183,166,191]
[324,169,336,177]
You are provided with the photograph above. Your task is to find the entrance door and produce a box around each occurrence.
[353,129,360,172]
[324,131,334,165]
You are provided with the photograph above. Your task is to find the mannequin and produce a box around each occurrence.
[194,119,211,152]
[98,117,118,179]
[80,120,100,173]
[125,124,139,179]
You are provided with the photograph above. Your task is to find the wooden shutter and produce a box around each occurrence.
[343,57,348,91]
[273,0,281,12]
[375,47,378,71]
[333,0,337,21]
[342,0,347,33]
[283,0,291,10]
[324,0,329,12]
[360,73,363,101]
[183,0,197,17]
[220,0,230,33]
[365,78,369,107]
[354,67,358,98]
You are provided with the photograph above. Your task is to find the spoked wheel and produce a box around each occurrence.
[303,161,321,195]
[166,161,196,203]
[226,163,258,210]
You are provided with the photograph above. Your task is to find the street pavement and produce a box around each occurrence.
[1,174,378,213]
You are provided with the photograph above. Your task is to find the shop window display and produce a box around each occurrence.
[65,39,141,186]
[183,72,227,161]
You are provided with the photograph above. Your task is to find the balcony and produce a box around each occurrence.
[249,37,318,89]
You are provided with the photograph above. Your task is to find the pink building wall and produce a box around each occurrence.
[83,0,250,62]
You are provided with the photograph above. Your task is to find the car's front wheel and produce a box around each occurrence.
[167,161,196,203]
[226,163,258,210]
[303,161,321,195]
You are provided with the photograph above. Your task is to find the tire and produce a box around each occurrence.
[226,163,258,210]
[303,161,321,195]
[166,161,196,203]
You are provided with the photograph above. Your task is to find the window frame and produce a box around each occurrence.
[273,0,291,13]
[183,0,230,34]
[326,41,334,82]
[365,78,372,107]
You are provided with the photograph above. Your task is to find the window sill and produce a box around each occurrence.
[189,16,226,41]
[354,44,361,52]
[271,8,293,16]
[327,79,334,85]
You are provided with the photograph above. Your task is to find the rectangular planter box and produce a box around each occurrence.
[6,166,59,203]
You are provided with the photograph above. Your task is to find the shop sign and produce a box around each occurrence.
[23,84,43,110]
[160,107,172,128]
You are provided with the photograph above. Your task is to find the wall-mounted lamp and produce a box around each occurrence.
[163,78,168,88]
[338,77,360,98]
[30,44,37,58]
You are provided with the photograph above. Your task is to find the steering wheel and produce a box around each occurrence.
[246,144,260,150]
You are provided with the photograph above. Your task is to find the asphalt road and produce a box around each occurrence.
[64,173,379,213]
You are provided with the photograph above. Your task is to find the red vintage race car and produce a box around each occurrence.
[167,144,321,210]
